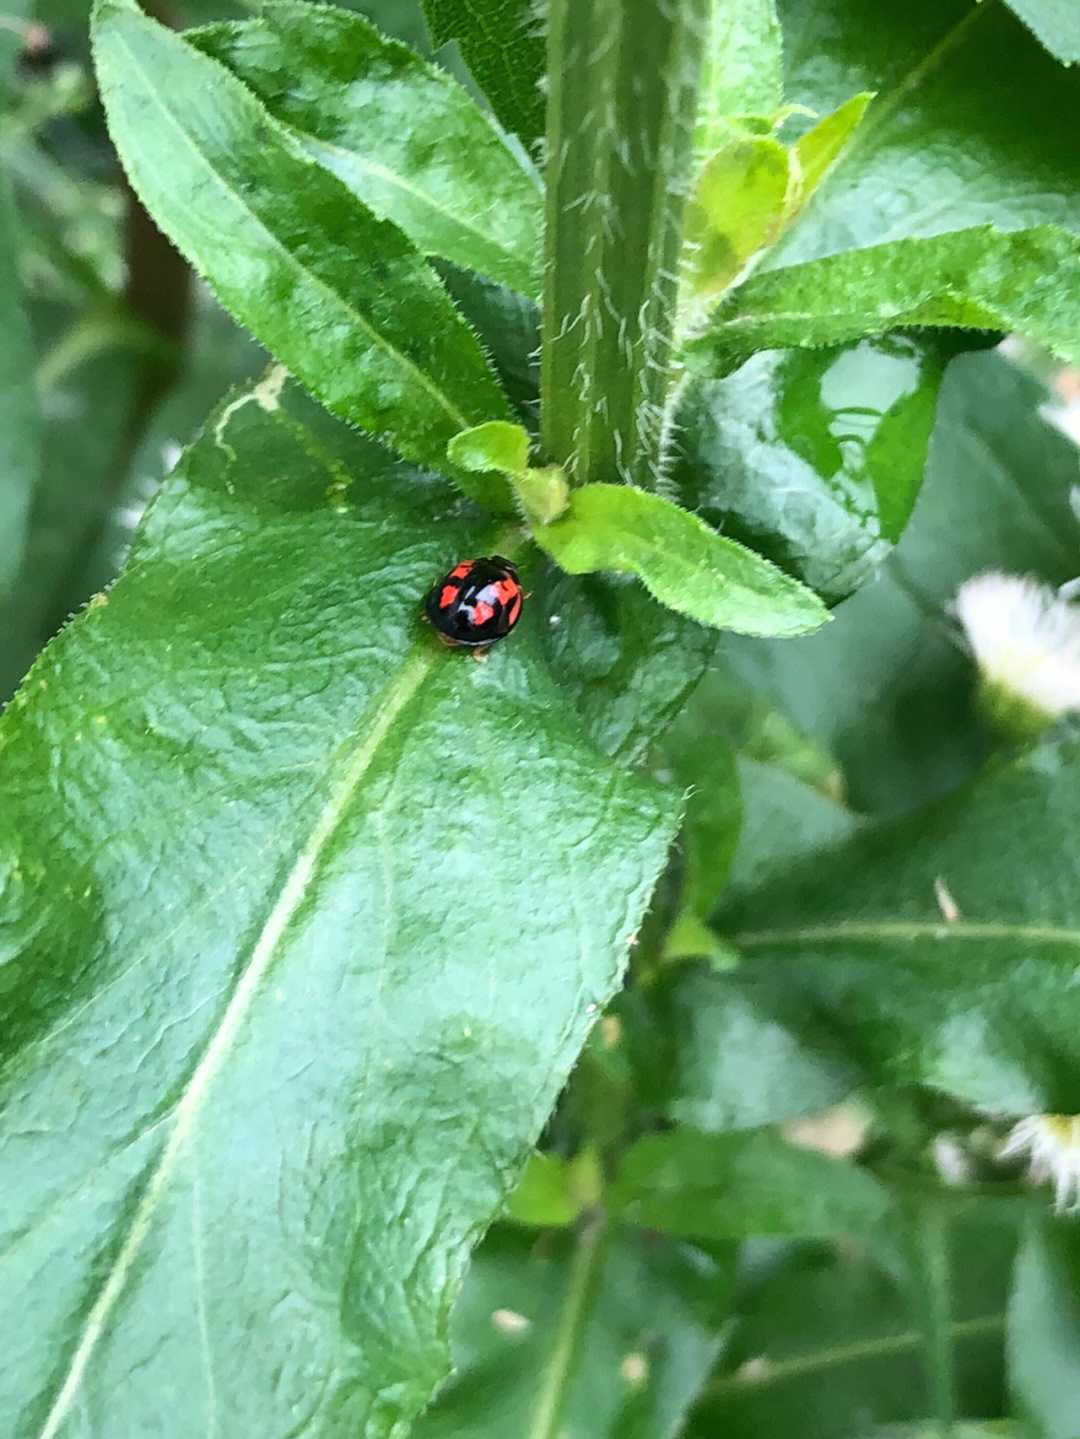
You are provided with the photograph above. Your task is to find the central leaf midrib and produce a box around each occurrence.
[299,131,541,281]
[106,9,474,432]
[35,643,436,1439]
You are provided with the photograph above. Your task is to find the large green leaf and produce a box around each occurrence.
[0,305,146,703]
[91,0,515,490]
[688,226,1080,375]
[422,0,545,145]
[0,169,40,597]
[1000,0,1080,62]
[538,570,718,767]
[719,734,1080,1116]
[772,0,1080,269]
[609,1128,892,1239]
[685,1218,1014,1439]
[619,957,856,1133]
[1008,1220,1080,1439]
[188,0,543,299]
[413,1224,728,1439]
[674,334,960,603]
[533,484,829,637]
[724,349,1080,815]
[0,377,679,1437]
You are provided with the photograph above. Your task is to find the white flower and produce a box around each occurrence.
[954,572,1080,725]
[1000,1115,1080,1213]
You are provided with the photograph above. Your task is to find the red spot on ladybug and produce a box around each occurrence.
[423,555,524,650]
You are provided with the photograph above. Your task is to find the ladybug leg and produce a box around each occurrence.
[472,647,491,663]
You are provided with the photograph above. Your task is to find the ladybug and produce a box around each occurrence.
[424,555,524,652]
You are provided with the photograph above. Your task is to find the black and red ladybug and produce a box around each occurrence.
[424,555,524,652]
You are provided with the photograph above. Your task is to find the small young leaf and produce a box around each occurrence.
[92,0,515,479]
[449,421,568,523]
[690,226,1080,375]
[685,135,792,299]
[685,94,872,302]
[449,419,532,476]
[503,1154,585,1229]
[791,91,873,197]
[533,484,829,636]
[188,1,544,298]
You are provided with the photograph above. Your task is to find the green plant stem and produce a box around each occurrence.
[911,1200,957,1434]
[540,0,707,488]
[526,1213,608,1439]
[700,1312,1002,1400]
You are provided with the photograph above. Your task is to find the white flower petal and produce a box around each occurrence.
[954,572,1080,718]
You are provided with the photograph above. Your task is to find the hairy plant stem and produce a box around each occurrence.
[541,0,708,488]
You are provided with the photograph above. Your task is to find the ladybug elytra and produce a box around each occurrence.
[424,555,523,650]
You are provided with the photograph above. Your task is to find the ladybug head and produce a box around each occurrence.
[489,555,517,575]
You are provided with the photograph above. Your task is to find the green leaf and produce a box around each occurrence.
[449,418,531,475]
[619,961,856,1133]
[448,420,568,522]
[609,1128,892,1239]
[720,735,1080,1115]
[791,92,874,198]
[538,570,719,766]
[999,0,1080,63]
[0,169,40,598]
[724,349,1080,815]
[674,334,960,603]
[689,226,1080,375]
[1008,1220,1080,1439]
[773,0,1080,269]
[533,483,829,637]
[726,757,856,898]
[696,0,782,154]
[413,1224,729,1439]
[685,1217,1014,1439]
[188,1,544,299]
[502,1152,591,1229]
[685,94,872,302]
[91,0,515,485]
[662,721,741,921]
[685,135,792,299]
[0,377,679,1436]
[422,0,545,145]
